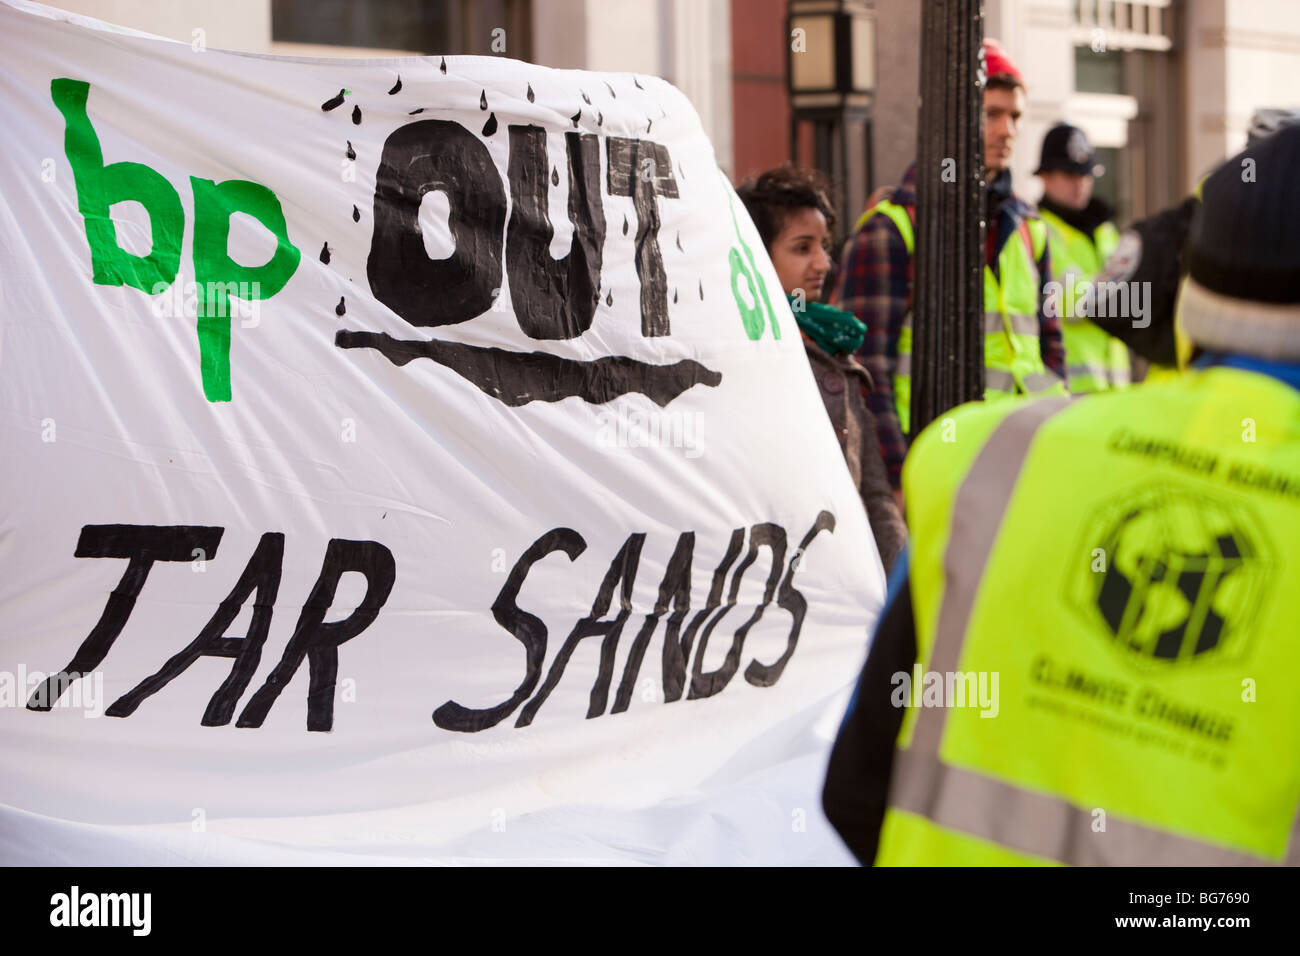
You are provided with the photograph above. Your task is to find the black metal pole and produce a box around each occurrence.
[912,0,985,436]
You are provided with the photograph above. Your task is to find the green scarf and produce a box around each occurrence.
[787,295,866,356]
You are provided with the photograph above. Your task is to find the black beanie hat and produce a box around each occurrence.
[1180,124,1300,360]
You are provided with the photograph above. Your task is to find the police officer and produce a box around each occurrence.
[823,124,1300,866]
[1089,107,1300,381]
[1035,123,1131,392]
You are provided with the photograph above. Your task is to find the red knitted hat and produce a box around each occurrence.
[983,38,1023,86]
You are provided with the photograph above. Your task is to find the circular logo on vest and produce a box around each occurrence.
[1070,485,1271,671]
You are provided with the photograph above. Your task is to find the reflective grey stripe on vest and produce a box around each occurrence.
[1068,362,1108,382]
[1069,363,1132,388]
[891,395,1297,865]
[984,311,1039,337]
[1022,371,1065,394]
[907,397,1073,753]
[982,370,1063,395]
[890,749,1285,866]
[984,369,1015,393]
[895,353,912,378]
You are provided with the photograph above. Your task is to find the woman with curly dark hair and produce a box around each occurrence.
[737,165,906,573]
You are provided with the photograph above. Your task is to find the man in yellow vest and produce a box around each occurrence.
[834,39,1066,501]
[823,124,1300,866]
[1034,123,1131,392]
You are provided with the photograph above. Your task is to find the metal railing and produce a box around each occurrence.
[911,0,986,436]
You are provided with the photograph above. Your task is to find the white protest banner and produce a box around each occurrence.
[0,0,883,864]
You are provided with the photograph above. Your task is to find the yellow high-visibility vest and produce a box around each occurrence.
[1039,209,1131,393]
[878,367,1300,865]
[859,200,1063,436]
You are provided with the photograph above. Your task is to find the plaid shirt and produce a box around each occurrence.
[833,164,1064,489]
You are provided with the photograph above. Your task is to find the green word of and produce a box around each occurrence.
[721,169,778,341]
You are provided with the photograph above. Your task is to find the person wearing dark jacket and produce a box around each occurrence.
[737,165,906,573]
[1089,107,1300,375]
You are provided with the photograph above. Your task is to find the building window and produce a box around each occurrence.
[1074,46,1123,94]
[271,0,531,58]
[1071,0,1172,52]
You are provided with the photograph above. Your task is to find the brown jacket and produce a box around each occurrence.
[803,338,907,573]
